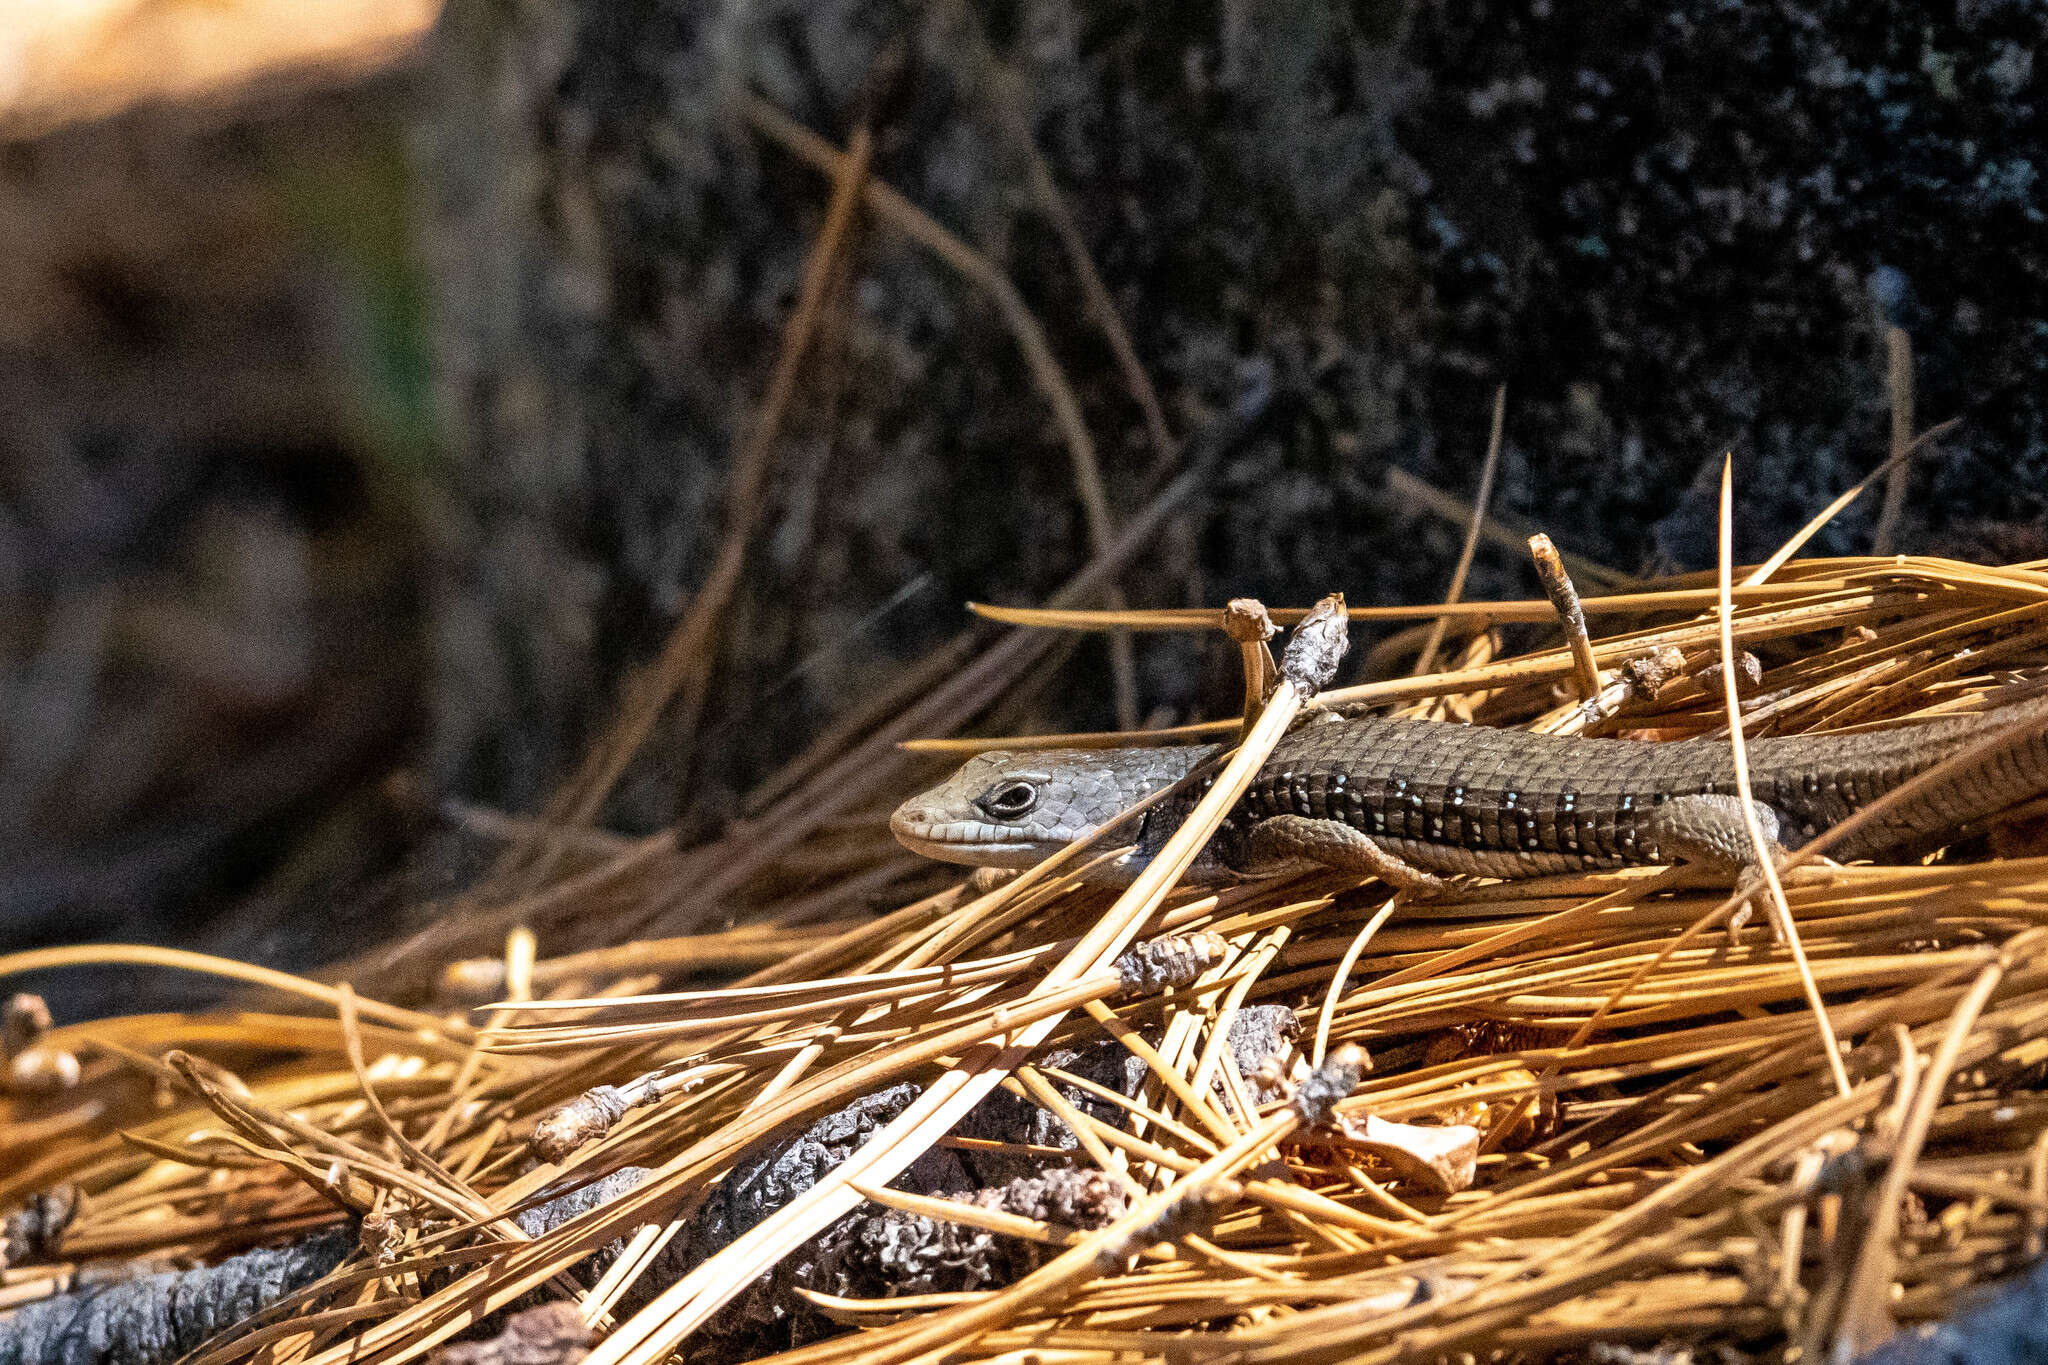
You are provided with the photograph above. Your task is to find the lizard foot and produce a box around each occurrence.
[1649,794,1797,945]
[1243,816,1447,892]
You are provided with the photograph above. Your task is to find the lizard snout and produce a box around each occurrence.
[890,804,935,836]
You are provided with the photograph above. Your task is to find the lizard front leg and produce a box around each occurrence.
[1242,815,1447,892]
[1649,793,1797,938]
[1649,793,1794,873]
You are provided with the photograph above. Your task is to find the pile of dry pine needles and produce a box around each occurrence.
[9,464,2048,1365]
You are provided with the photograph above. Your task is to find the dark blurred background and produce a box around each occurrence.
[2,0,2044,1014]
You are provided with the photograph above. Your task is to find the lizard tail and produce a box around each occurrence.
[1840,689,2048,857]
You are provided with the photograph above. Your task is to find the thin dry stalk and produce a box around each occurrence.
[1384,466,1630,595]
[505,113,879,889]
[1713,457,1851,1099]
[741,95,1141,731]
[1412,385,1506,678]
[1872,326,1916,556]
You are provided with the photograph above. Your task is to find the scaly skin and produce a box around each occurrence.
[890,694,2048,883]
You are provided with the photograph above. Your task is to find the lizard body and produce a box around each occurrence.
[890,694,2048,885]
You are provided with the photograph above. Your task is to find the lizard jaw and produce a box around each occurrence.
[888,809,1069,868]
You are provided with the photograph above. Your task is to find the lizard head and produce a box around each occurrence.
[890,746,1210,871]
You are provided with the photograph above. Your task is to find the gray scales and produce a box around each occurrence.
[891,696,2048,887]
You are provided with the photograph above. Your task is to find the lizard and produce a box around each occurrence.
[890,692,2048,888]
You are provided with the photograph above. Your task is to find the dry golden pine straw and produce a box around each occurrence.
[9,550,2048,1365]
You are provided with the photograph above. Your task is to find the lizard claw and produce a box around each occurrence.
[1725,901,1752,945]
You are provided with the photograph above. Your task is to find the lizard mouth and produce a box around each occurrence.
[888,811,1063,867]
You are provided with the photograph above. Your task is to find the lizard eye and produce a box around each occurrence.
[977,781,1039,820]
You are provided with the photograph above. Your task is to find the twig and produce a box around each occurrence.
[1223,599,1278,740]
[1414,386,1506,678]
[1872,327,1915,556]
[1528,534,1603,711]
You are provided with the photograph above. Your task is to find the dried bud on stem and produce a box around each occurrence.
[1225,598,1280,737]
[1280,594,1349,697]
[529,1085,634,1163]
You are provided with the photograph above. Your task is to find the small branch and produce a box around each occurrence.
[1222,598,1278,740]
[1528,534,1603,713]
